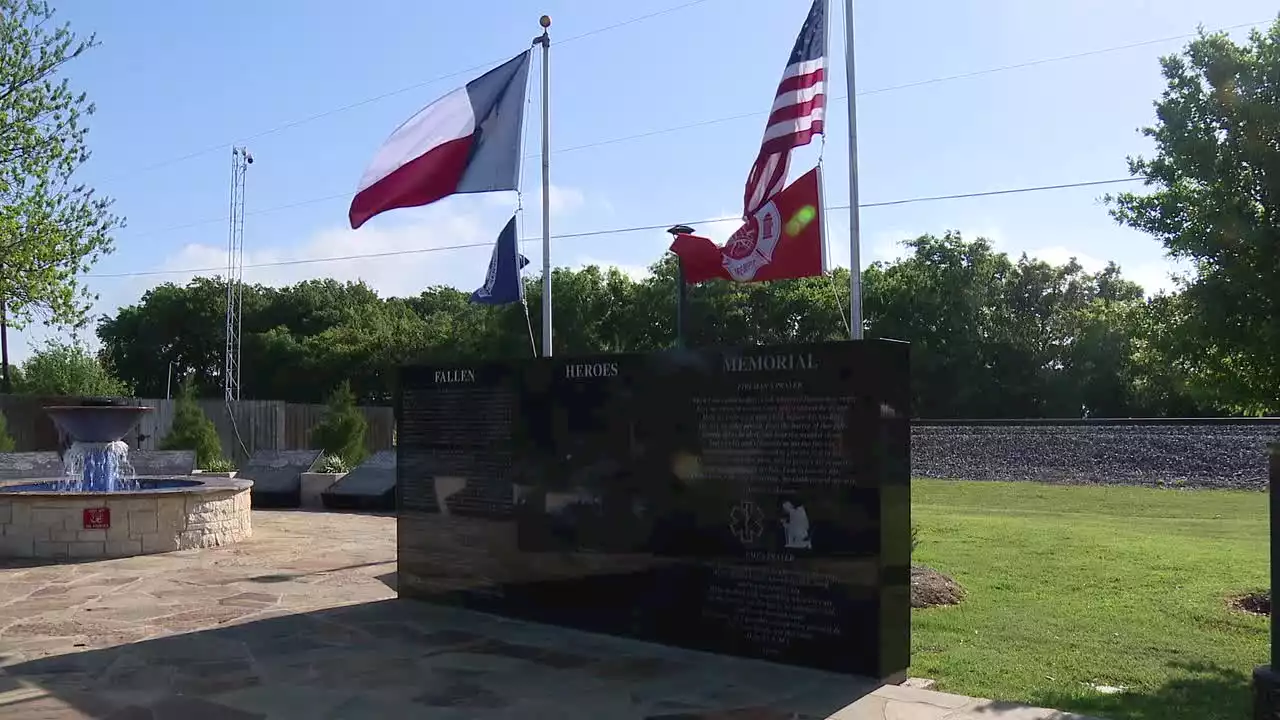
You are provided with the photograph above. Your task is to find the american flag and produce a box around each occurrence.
[743,0,827,216]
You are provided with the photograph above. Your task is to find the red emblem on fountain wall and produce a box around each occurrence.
[83,507,110,529]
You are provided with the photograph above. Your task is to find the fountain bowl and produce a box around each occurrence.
[44,404,153,444]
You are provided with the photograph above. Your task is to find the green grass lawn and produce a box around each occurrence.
[911,479,1269,720]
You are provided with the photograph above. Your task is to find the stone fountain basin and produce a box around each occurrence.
[0,476,253,560]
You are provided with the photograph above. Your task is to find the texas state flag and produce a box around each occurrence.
[349,51,532,229]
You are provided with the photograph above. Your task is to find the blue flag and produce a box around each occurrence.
[470,216,529,305]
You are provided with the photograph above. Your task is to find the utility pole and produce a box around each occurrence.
[0,259,9,394]
[0,294,9,394]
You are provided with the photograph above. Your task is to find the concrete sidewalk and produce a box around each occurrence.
[0,512,1102,719]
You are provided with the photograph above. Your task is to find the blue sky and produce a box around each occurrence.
[9,0,1275,362]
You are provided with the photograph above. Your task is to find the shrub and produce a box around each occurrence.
[17,339,130,397]
[201,457,237,473]
[161,378,224,468]
[0,411,13,452]
[311,381,368,467]
[318,454,349,474]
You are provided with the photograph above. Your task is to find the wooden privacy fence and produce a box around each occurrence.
[0,395,394,463]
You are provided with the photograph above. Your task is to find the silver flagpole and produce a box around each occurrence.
[537,15,553,356]
[842,0,864,340]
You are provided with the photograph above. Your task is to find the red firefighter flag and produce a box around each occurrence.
[670,166,824,284]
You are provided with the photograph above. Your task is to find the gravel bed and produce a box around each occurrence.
[911,424,1280,490]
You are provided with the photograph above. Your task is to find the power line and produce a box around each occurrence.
[95,17,1267,187]
[855,20,1265,98]
[87,176,1144,279]
[545,19,1269,158]
[94,0,719,183]
[114,17,1266,241]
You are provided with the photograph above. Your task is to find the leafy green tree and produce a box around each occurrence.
[92,250,1185,417]
[311,381,368,467]
[0,410,14,451]
[3,364,25,393]
[862,232,1154,418]
[97,277,240,398]
[16,339,129,396]
[160,377,224,468]
[864,233,1017,417]
[0,0,122,331]
[1109,21,1280,414]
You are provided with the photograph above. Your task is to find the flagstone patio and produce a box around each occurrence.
[0,511,1101,719]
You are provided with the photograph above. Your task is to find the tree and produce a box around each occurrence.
[3,363,25,393]
[863,233,1017,417]
[0,0,122,330]
[311,381,367,467]
[93,248,1192,417]
[160,377,223,468]
[16,338,128,396]
[0,410,14,451]
[97,277,240,398]
[1109,21,1280,414]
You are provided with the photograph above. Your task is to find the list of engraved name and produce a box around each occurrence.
[400,380,515,514]
[702,565,841,653]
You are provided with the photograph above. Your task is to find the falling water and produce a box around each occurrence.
[60,441,138,492]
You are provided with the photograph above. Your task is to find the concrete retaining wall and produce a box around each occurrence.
[0,485,252,559]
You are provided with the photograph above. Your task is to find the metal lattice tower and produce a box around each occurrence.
[224,146,251,402]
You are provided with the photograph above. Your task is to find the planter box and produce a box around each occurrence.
[300,472,346,509]
[194,471,238,479]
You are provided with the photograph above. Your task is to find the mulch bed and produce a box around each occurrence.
[1228,590,1270,616]
[912,564,966,608]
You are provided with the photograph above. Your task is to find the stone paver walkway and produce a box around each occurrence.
[0,511,1101,719]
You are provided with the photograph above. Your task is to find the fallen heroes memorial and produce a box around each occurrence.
[395,340,911,679]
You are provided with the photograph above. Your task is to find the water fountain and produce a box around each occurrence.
[0,399,253,560]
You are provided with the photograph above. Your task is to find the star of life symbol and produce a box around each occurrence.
[728,500,765,545]
[722,201,784,282]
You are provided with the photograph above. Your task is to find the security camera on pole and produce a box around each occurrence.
[666,225,695,348]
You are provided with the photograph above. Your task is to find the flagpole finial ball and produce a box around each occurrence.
[540,15,551,28]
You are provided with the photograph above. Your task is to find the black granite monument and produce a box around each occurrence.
[396,340,911,679]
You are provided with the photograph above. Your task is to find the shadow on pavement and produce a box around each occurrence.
[0,597,880,719]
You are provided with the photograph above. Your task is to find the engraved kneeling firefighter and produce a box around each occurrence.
[779,497,812,549]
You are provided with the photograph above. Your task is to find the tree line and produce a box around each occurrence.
[84,229,1272,417]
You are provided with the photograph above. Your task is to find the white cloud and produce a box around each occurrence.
[4,186,594,364]
[154,184,592,297]
[162,210,495,297]
[1026,245,1107,272]
[1125,258,1192,296]
[865,228,914,264]
[547,185,585,216]
[562,210,741,282]
[484,183,586,217]
[571,257,652,281]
